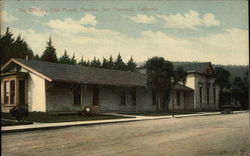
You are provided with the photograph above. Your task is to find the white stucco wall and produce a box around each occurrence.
[46,83,87,111]
[168,90,194,110]
[28,72,46,112]
[45,83,156,112]
[99,86,156,112]
[186,73,219,111]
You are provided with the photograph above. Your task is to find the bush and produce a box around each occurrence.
[79,106,92,116]
[9,106,29,122]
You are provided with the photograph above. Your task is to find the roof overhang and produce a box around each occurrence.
[1,58,53,82]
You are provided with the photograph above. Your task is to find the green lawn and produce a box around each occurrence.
[1,112,131,123]
[1,119,33,126]
[120,111,199,116]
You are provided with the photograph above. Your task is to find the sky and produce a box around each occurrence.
[1,0,249,65]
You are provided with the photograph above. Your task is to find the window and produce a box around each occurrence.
[132,88,136,106]
[207,87,210,106]
[10,80,15,104]
[120,88,126,105]
[176,91,181,106]
[4,81,10,104]
[213,88,216,104]
[19,80,25,105]
[92,86,99,106]
[183,92,186,105]
[199,85,203,104]
[73,84,81,105]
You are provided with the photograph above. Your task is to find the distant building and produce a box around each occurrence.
[183,62,220,111]
[1,58,219,113]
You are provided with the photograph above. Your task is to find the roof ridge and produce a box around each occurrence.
[14,58,143,75]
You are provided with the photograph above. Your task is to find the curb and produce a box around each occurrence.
[2,111,248,134]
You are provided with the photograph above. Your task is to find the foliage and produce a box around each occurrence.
[34,54,40,60]
[79,56,90,66]
[40,36,58,63]
[214,67,231,90]
[101,57,109,69]
[232,72,248,109]
[105,56,115,69]
[145,57,174,111]
[90,57,101,67]
[9,106,29,122]
[59,51,76,65]
[126,56,137,71]
[114,53,126,70]
[59,50,71,64]
[79,106,93,116]
[173,67,187,85]
[0,27,34,65]
[70,53,77,65]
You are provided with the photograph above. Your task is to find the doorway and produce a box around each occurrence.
[92,86,99,106]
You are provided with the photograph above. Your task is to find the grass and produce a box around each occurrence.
[1,119,33,126]
[1,112,131,123]
[120,111,199,116]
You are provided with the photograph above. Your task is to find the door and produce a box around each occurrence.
[92,86,99,106]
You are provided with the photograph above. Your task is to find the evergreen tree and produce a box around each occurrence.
[59,50,71,64]
[126,56,137,71]
[90,57,101,68]
[0,28,34,65]
[114,53,126,70]
[13,35,34,59]
[40,36,58,63]
[0,27,15,65]
[70,53,77,65]
[102,57,109,68]
[106,56,114,69]
[79,56,89,66]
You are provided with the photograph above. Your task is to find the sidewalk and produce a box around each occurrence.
[2,110,248,133]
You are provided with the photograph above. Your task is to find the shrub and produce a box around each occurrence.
[79,106,92,116]
[9,106,29,122]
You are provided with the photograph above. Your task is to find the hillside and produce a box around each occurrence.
[137,61,248,82]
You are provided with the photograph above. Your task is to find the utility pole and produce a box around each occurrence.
[171,77,175,118]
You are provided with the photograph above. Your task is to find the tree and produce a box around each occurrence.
[34,54,40,60]
[59,50,71,64]
[101,57,109,68]
[114,53,126,70]
[145,57,174,111]
[79,56,90,66]
[40,36,58,63]
[90,57,101,68]
[107,56,115,69]
[126,56,137,71]
[0,27,15,65]
[12,35,34,59]
[70,53,77,65]
[173,67,187,85]
[0,27,34,65]
[232,72,249,109]
[214,67,231,91]
[9,106,29,122]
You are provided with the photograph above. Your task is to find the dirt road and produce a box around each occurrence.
[2,113,249,156]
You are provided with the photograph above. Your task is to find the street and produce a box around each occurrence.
[2,113,249,156]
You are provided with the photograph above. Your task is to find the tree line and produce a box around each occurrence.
[1,28,137,71]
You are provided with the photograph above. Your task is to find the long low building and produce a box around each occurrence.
[1,58,219,113]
